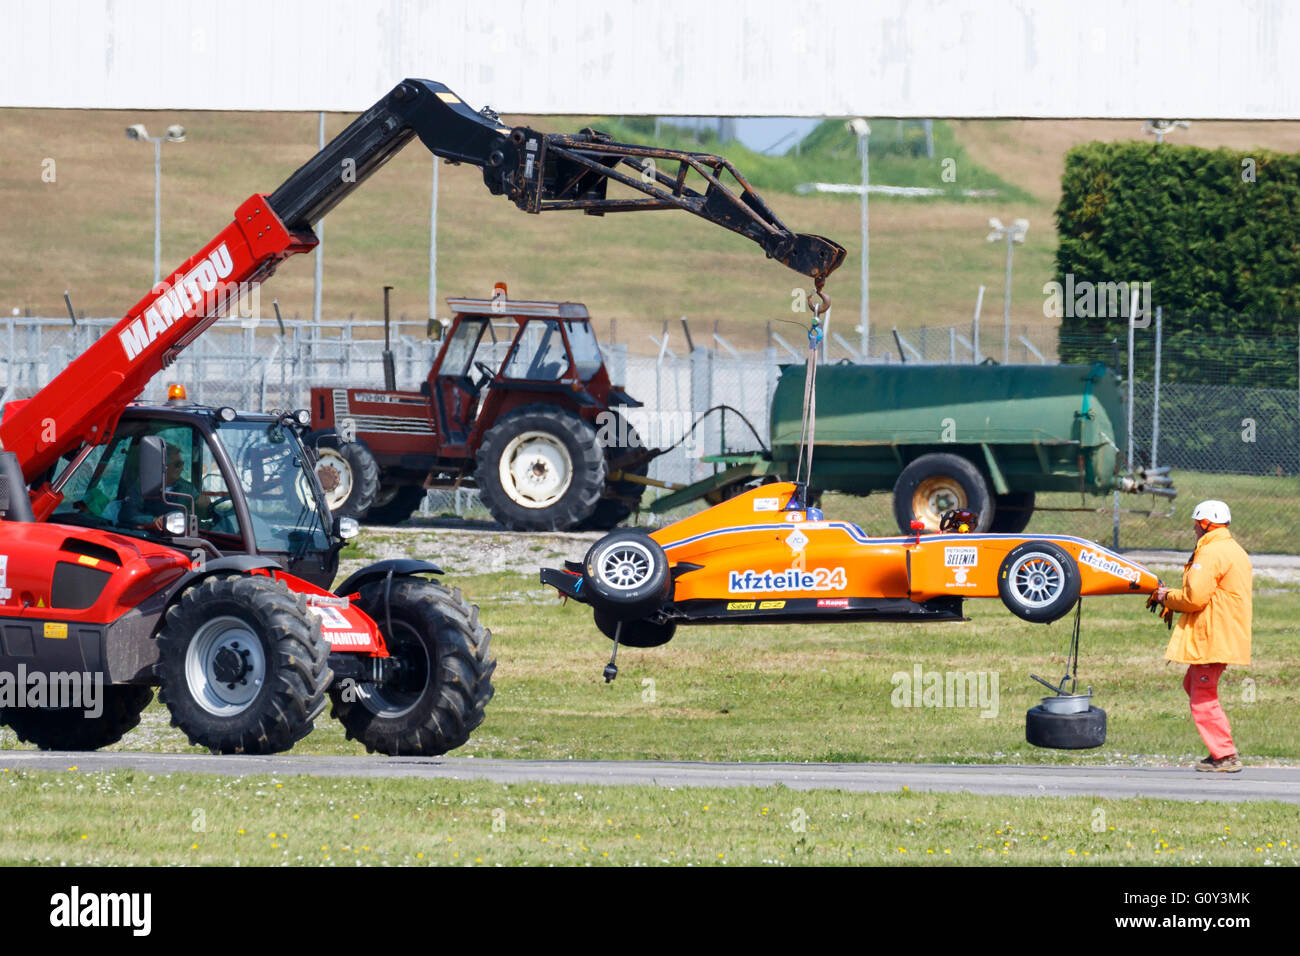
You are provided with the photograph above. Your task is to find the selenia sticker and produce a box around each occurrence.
[944,547,978,567]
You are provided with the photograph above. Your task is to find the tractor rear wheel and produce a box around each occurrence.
[157,575,333,754]
[475,404,606,531]
[578,415,648,531]
[0,685,153,751]
[361,485,427,526]
[308,430,380,520]
[328,578,495,756]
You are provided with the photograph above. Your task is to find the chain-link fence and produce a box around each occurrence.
[3,312,1297,552]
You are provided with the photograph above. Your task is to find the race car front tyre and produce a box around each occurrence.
[997,541,1081,624]
[593,607,676,648]
[582,529,672,621]
[1026,704,1107,749]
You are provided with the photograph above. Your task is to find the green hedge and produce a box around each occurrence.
[1055,141,1300,385]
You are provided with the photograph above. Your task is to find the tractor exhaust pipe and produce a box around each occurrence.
[382,284,397,391]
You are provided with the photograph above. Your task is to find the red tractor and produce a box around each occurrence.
[0,77,842,753]
[308,288,652,531]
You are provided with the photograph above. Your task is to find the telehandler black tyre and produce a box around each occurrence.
[157,575,332,754]
[0,685,154,751]
[328,578,495,756]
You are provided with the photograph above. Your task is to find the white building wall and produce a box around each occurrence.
[0,0,1296,117]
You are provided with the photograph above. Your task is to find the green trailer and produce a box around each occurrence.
[650,361,1174,533]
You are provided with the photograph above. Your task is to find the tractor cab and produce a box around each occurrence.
[429,292,628,450]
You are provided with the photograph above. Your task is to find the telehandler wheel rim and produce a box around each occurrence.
[499,430,574,509]
[185,616,267,716]
[597,540,656,591]
[913,477,966,530]
[362,619,431,719]
[314,448,353,511]
[1007,553,1066,608]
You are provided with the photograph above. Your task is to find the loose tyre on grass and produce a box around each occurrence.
[1026,704,1107,749]
[0,685,154,751]
[997,541,1081,623]
[475,404,606,531]
[328,577,495,756]
[156,574,333,754]
[593,608,676,648]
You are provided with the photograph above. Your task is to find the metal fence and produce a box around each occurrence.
[3,313,1297,553]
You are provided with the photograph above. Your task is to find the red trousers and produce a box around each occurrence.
[1182,663,1235,759]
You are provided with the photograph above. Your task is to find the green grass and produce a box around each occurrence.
[1,769,1295,866]
[6,568,1294,765]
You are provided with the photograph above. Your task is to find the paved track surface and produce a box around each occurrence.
[3,752,1297,804]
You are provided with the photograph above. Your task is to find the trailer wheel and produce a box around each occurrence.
[308,430,380,519]
[582,529,672,621]
[0,685,153,751]
[157,575,333,754]
[361,485,427,526]
[475,404,606,531]
[893,453,993,533]
[997,541,1080,623]
[990,491,1036,533]
[593,608,676,648]
[1026,704,1107,749]
[329,578,495,756]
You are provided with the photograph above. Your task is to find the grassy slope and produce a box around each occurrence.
[4,109,1297,354]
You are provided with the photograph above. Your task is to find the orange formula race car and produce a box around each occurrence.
[541,481,1160,653]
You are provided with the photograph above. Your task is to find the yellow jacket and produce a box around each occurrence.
[1164,526,1252,665]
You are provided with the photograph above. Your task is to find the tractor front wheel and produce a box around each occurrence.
[328,578,495,756]
[157,575,333,754]
[308,430,380,520]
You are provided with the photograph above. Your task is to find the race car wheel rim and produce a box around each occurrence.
[500,431,574,509]
[597,541,656,591]
[314,448,353,510]
[913,476,966,531]
[185,616,267,717]
[1008,553,1066,608]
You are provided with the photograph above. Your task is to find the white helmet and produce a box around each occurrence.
[1191,499,1231,524]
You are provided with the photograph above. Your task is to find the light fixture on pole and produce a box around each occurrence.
[985,217,1028,364]
[846,118,870,361]
[126,122,187,286]
[1142,119,1189,144]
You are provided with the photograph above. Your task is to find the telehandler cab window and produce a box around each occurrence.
[504,319,567,381]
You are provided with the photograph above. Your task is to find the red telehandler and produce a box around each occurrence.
[0,79,844,755]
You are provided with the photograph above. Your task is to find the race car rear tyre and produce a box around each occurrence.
[0,685,154,751]
[594,608,676,648]
[475,405,606,531]
[328,578,495,756]
[990,491,1036,533]
[893,453,993,534]
[997,541,1080,624]
[157,574,333,754]
[361,485,427,526]
[308,430,380,520]
[582,529,672,621]
[1026,704,1107,749]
